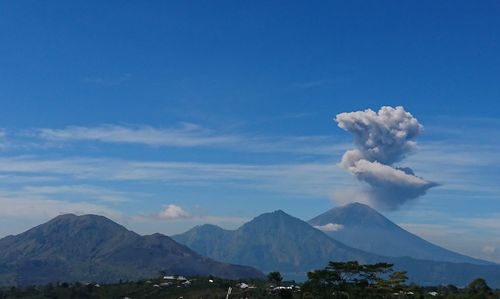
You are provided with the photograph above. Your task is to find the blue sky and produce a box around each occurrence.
[1,1,500,262]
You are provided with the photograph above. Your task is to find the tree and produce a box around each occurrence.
[327,261,363,286]
[374,271,408,294]
[302,268,342,298]
[361,262,393,284]
[302,261,408,298]
[267,271,283,285]
[466,278,492,298]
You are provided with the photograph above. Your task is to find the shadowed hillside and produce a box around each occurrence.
[0,214,264,286]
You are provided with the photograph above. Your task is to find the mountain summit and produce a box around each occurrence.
[0,214,263,286]
[309,202,491,265]
[174,210,372,277]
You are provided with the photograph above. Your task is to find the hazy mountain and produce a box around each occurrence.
[174,210,500,287]
[174,210,373,277]
[308,202,492,265]
[0,214,263,286]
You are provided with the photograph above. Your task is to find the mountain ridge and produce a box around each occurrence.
[174,210,373,275]
[173,209,500,287]
[3,210,500,288]
[0,214,264,286]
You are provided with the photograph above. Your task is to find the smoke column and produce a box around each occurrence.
[335,106,437,210]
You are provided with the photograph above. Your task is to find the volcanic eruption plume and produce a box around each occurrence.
[335,106,437,210]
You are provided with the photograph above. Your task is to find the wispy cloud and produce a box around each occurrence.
[0,174,59,184]
[2,118,499,205]
[295,79,332,89]
[314,223,343,232]
[0,156,349,198]
[0,129,15,151]
[403,142,500,196]
[28,123,348,156]
[21,184,133,203]
[0,193,121,220]
[33,123,239,148]
[399,213,500,263]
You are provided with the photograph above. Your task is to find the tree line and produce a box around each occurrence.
[300,261,497,299]
[1,261,498,298]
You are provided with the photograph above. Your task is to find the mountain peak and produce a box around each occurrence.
[258,209,290,217]
[341,202,380,214]
[344,202,372,209]
[4,213,137,259]
[43,213,131,234]
[309,202,393,228]
[48,213,113,224]
[267,209,289,217]
[52,213,114,221]
[196,223,224,229]
[184,224,228,236]
[241,209,302,230]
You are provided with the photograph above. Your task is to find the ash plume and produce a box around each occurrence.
[335,106,437,210]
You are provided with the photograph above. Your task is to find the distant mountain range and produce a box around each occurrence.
[2,205,500,288]
[0,214,263,286]
[308,202,492,265]
[173,207,500,287]
[173,210,372,276]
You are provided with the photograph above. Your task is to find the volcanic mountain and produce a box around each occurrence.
[173,209,500,287]
[308,202,491,265]
[174,210,373,277]
[0,214,264,286]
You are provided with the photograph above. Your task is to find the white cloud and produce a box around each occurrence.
[158,204,191,220]
[314,223,343,232]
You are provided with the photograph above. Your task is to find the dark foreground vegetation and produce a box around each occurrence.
[301,261,499,299]
[1,261,499,299]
